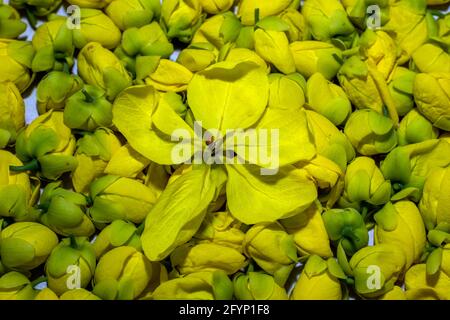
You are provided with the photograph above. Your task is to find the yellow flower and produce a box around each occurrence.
[0,39,34,93]
[405,262,450,300]
[65,0,112,9]
[199,0,233,14]
[238,0,299,26]
[0,3,27,39]
[388,67,417,117]
[0,82,24,149]
[374,201,427,269]
[14,110,77,180]
[60,289,101,300]
[344,109,398,156]
[73,9,121,50]
[89,175,158,224]
[142,58,193,92]
[281,202,333,258]
[234,271,288,300]
[359,29,399,79]
[338,156,391,210]
[78,42,132,101]
[0,222,58,271]
[0,272,36,300]
[398,109,439,146]
[290,41,342,80]
[194,211,245,251]
[291,255,343,300]
[419,167,450,231]
[306,72,351,126]
[93,246,154,300]
[379,286,406,300]
[268,73,306,111]
[34,288,59,300]
[171,242,247,275]
[412,43,450,73]
[105,0,156,31]
[243,223,297,286]
[414,72,450,131]
[350,244,407,298]
[278,8,310,42]
[177,44,217,72]
[151,271,233,300]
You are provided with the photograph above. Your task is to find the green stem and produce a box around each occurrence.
[25,7,37,30]
[9,159,40,173]
[136,222,145,235]
[31,275,47,288]
[254,8,260,24]
[69,235,78,249]
[82,89,95,103]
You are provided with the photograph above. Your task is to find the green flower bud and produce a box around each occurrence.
[151,270,233,300]
[0,81,25,149]
[0,39,35,93]
[303,0,355,47]
[171,242,247,275]
[306,72,351,126]
[37,182,94,237]
[268,73,306,111]
[71,128,122,194]
[161,0,204,43]
[359,29,399,80]
[34,287,59,300]
[10,0,61,17]
[338,156,391,210]
[350,244,407,298]
[338,56,399,125]
[77,42,132,101]
[116,22,174,77]
[254,17,296,74]
[419,167,450,231]
[381,139,450,201]
[405,263,450,300]
[194,211,245,251]
[398,109,439,146]
[279,8,310,42]
[0,151,34,221]
[437,14,450,47]
[14,111,78,180]
[234,271,288,300]
[323,207,369,256]
[374,201,427,269]
[31,18,75,72]
[177,43,217,72]
[105,0,156,31]
[412,43,450,74]
[45,237,96,295]
[388,67,417,117]
[92,220,142,259]
[93,246,155,300]
[192,12,242,49]
[72,9,121,50]
[0,3,27,39]
[64,85,113,131]
[291,255,343,300]
[199,0,233,14]
[243,223,297,286]
[342,0,390,30]
[382,0,429,64]
[36,71,84,115]
[344,109,398,156]
[281,202,333,258]
[305,110,355,171]
[237,0,300,26]
[89,175,157,225]
[290,41,342,80]
[414,72,450,131]
[0,271,36,300]
[60,288,101,300]
[0,222,58,270]
[66,0,112,9]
